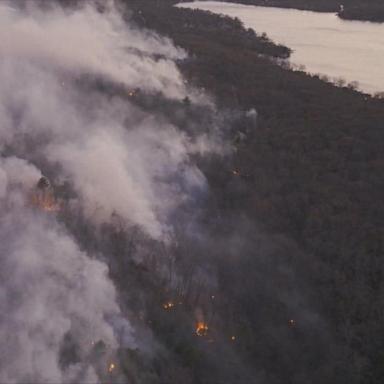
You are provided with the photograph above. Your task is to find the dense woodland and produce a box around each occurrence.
[189,0,384,23]
[125,1,384,383]
[50,0,384,382]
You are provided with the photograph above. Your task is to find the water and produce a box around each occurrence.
[178,1,384,94]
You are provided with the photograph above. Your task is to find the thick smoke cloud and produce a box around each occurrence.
[0,1,214,382]
[0,158,121,383]
[0,1,209,239]
[0,2,188,98]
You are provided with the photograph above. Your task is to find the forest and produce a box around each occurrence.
[3,0,383,383]
[117,1,384,383]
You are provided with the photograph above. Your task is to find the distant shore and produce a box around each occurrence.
[180,0,384,23]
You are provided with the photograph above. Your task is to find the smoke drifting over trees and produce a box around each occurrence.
[1,1,383,383]
[0,2,222,382]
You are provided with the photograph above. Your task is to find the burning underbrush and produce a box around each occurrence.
[195,321,209,337]
[30,176,61,212]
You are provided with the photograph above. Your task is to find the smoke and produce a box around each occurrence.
[0,1,215,382]
[0,2,188,98]
[0,1,210,240]
[0,158,122,383]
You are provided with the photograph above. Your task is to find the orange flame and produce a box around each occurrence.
[108,363,115,373]
[196,322,209,336]
[30,192,59,212]
[163,302,175,310]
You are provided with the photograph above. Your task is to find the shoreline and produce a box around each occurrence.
[178,0,384,23]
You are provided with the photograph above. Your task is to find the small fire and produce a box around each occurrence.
[288,319,296,327]
[196,322,209,337]
[30,177,60,212]
[163,302,174,310]
[231,335,236,341]
[31,192,59,212]
[108,363,115,373]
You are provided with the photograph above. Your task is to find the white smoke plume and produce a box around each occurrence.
[0,158,122,383]
[0,1,188,98]
[0,1,213,382]
[0,1,208,239]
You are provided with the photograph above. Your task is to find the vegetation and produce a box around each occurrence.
[55,1,384,382]
[123,2,384,383]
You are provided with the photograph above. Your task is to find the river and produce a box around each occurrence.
[178,1,384,94]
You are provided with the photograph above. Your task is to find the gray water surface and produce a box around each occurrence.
[178,1,384,94]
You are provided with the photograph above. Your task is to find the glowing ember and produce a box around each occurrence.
[288,319,296,327]
[108,363,115,373]
[196,322,209,337]
[30,177,60,212]
[231,335,236,341]
[163,302,174,310]
[31,193,59,212]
